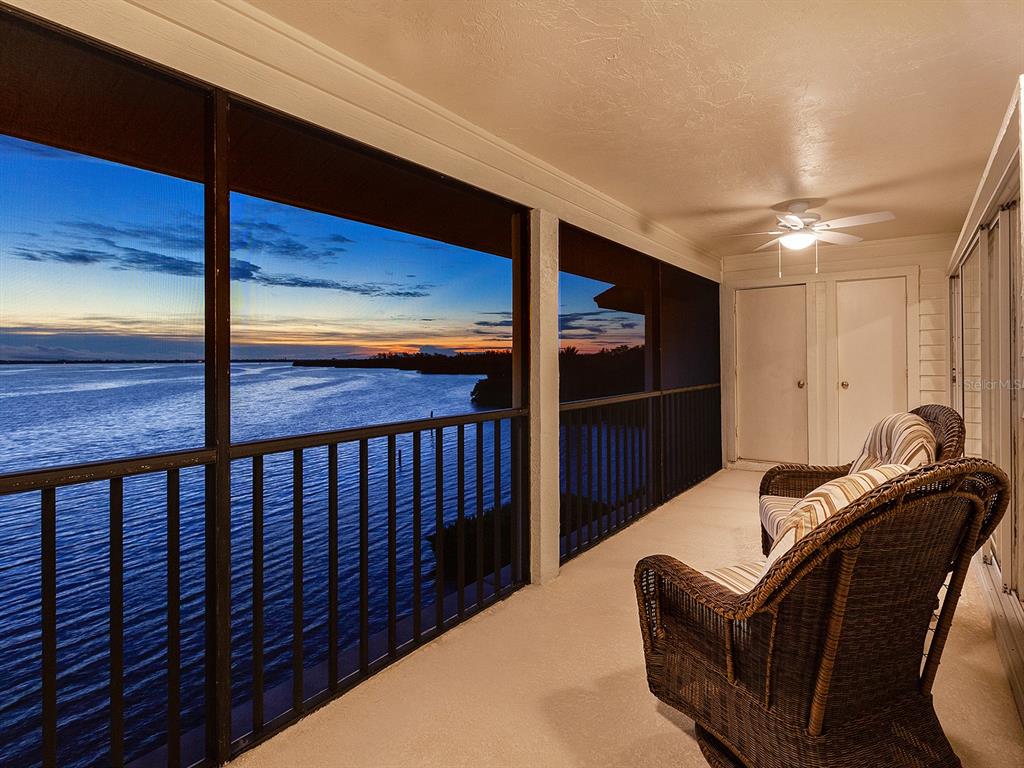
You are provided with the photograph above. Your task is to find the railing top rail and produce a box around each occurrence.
[558,382,720,412]
[0,447,216,495]
[229,407,527,459]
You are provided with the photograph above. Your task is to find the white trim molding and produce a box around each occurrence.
[7,0,720,282]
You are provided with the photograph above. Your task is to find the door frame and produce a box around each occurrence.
[722,264,920,467]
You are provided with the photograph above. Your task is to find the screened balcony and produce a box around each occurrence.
[2,3,1023,768]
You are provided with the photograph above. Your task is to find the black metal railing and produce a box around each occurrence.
[558,384,721,561]
[0,410,526,768]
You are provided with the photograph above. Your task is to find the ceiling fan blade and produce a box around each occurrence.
[814,230,862,245]
[754,237,782,251]
[728,230,785,237]
[779,214,804,228]
[814,211,895,230]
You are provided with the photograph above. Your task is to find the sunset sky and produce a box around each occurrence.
[0,134,644,360]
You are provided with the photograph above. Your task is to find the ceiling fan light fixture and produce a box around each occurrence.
[780,231,817,250]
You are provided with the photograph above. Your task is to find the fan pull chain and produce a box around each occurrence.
[778,240,782,279]
[815,238,819,274]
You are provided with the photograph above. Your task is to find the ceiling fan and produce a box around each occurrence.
[743,200,895,253]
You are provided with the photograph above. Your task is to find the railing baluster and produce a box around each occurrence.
[493,419,502,593]
[574,408,583,551]
[675,393,683,492]
[387,435,398,657]
[622,403,630,524]
[292,450,303,713]
[434,428,445,632]
[605,415,612,536]
[586,408,595,546]
[562,415,570,552]
[596,414,604,540]
[456,425,466,619]
[614,409,622,528]
[632,400,640,518]
[327,445,338,691]
[359,439,369,674]
[110,477,124,767]
[561,417,569,557]
[664,395,671,499]
[251,455,264,731]
[475,422,484,607]
[688,392,695,482]
[167,470,181,768]
[412,432,422,643]
[511,417,522,584]
[41,487,57,768]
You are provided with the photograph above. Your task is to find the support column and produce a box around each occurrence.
[529,209,561,584]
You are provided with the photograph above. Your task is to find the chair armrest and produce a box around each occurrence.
[759,463,851,499]
[634,554,747,655]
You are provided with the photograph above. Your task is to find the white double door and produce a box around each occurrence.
[735,276,909,464]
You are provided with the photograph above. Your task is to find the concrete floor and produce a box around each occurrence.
[232,469,1024,768]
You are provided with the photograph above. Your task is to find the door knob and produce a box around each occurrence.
[840,381,850,389]
[797,379,806,389]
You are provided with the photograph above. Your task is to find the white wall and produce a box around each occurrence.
[723,233,955,465]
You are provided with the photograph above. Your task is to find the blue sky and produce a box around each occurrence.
[0,134,643,360]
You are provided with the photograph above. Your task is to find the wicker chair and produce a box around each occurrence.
[635,458,1008,768]
[760,404,966,555]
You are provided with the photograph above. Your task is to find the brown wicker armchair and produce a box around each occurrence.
[759,404,966,555]
[636,458,1008,768]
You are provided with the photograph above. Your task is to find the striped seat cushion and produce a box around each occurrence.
[759,494,799,540]
[702,559,767,594]
[849,412,936,473]
[766,464,910,567]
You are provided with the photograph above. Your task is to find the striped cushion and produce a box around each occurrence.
[759,495,799,540]
[702,559,767,594]
[849,412,936,473]
[766,464,910,568]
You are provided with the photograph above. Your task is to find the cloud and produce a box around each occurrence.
[13,244,203,276]
[14,244,431,297]
[559,311,611,335]
[232,218,351,262]
[14,246,109,265]
[60,217,356,264]
[474,319,513,328]
[556,310,646,346]
[230,258,433,297]
[112,246,205,276]
[59,219,205,251]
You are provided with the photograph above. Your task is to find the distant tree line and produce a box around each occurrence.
[294,345,645,407]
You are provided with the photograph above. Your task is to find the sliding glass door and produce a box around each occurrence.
[952,201,1021,598]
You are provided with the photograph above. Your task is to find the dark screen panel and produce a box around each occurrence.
[660,266,721,388]
[0,12,207,181]
[229,101,520,259]
[558,224,655,294]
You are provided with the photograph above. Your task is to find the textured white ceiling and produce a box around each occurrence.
[247,0,1024,257]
